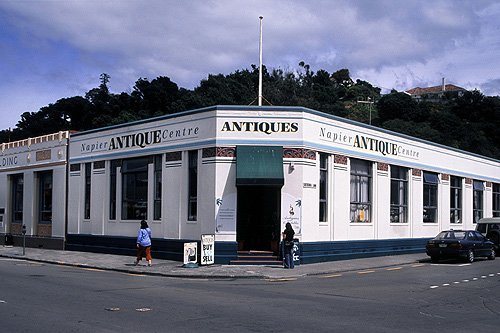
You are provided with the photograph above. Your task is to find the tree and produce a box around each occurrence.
[331,69,354,88]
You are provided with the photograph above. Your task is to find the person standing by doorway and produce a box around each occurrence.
[136,220,152,266]
[283,222,295,269]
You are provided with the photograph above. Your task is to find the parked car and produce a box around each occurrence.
[475,217,500,253]
[426,230,496,263]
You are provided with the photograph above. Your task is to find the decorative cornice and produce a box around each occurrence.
[165,151,182,162]
[377,162,388,171]
[283,148,316,160]
[334,154,348,165]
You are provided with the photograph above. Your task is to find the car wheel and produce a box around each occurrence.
[488,248,496,260]
[431,256,439,263]
[466,249,474,263]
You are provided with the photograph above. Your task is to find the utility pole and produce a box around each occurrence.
[357,97,374,125]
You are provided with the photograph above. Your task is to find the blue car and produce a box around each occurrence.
[426,230,496,263]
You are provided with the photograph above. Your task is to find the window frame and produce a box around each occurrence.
[38,171,53,224]
[153,155,162,221]
[319,153,328,223]
[450,176,462,224]
[423,171,438,223]
[109,160,119,220]
[188,150,198,221]
[390,166,408,223]
[11,174,24,222]
[84,163,91,219]
[473,180,484,223]
[350,158,372,223]
[121,157,149,220]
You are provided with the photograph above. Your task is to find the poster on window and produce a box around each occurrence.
[215,193,237,234]
[281,193,301,234]
[183,242,198,265]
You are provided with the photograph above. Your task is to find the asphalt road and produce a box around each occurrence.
[1,257,499,332]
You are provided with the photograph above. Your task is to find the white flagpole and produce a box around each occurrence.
[258,16,263,106]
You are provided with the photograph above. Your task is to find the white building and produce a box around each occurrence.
[2,106,500,263]
[0,131,69,249]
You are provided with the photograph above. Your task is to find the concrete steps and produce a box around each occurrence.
[229,250,282,265]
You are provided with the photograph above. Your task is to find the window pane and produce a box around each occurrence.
[39,171,53,224]
[121,157,148,220]
[350,159,371,223]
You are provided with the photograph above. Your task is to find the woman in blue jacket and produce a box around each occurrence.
[135,220,152,266]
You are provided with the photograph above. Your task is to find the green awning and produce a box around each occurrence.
[236,146,284,186]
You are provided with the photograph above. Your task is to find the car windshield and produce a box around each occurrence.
[434,231,466,240]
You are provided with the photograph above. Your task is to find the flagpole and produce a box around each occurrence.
[258,16,263,106]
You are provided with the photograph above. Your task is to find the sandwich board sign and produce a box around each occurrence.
[201,234,215,265]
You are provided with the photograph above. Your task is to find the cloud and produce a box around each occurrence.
[0,0,499,129]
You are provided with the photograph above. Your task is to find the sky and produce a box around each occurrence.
[1,0,499,130]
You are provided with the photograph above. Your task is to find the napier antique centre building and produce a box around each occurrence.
[1,105,500,264]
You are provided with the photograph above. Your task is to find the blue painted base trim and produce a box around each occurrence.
[65,235,428,265]
[65,234,238,264]
[299,238,430,264]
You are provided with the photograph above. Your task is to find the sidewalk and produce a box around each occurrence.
[0,245,428,279]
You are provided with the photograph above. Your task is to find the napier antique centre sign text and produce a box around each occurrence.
[80,126,200,154]
[319,127,420,159]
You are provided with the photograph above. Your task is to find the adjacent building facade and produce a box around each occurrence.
[0,131,69,249]
[2,106,500,263]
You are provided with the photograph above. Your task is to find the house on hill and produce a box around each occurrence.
[405,78,466,102]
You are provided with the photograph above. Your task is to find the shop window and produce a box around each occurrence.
[423,172,438,223]
[390,166,408,223]
[11,174,23,222]
[84,163,91,219]
[350,159,372,223]
[188,150,198,221]
[319,153,328,222]
[38,171,53,224]
[109,160,119,220]
[473,180,484,223]
[154,155,162,220]
[493,183,500,217]
[450,176,462,224]
[121,157,148,220]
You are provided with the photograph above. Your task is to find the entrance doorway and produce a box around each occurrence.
[237,186,281,253]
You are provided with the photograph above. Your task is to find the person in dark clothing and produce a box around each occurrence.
[283,222,295,269]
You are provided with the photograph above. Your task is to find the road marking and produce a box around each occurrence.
[83,268,105,272]
[387,267,402,271]
[106,308,121,311]
[184,278,209,281]
[263,278,297,282]
[125,273,146,277]
[358,270,375,274]
[27,261,43,265]
[411,264,426,267]
[57,261,66,264]
[135,308,153,312]
[430,272,499,289]
[318,274,342,278]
